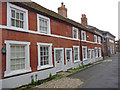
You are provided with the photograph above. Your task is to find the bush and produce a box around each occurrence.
[49,73,53,79]
[31,77,35,85]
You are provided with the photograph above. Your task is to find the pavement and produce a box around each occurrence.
[68,53,119,88]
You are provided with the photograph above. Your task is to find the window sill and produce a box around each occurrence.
[4,68,31,77]
[83,58,87,61]
[81,40,86,41]
[37,65,53,70]
[74,60,80,63]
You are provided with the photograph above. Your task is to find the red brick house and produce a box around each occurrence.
[0,2,103,88]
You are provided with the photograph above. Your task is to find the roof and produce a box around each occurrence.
[87,25,116,38]
[102,31,116,38]
[12,2,100,35]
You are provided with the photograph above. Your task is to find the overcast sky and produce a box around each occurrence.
[32,0,119,40]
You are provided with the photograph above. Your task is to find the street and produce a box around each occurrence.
[68,53,119,88]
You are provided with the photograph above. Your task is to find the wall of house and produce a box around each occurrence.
[81,31,103,65]
[1,2,81,79]
[0,2,3,89]
[0,2,103,88]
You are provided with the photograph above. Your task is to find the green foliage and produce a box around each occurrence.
[31,77,35,85]
[49,73,53,79]
[66,70,75,73]
[74,65,87,70]
[54,75,63,79]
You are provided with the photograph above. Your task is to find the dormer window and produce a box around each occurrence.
[72,27,78,39]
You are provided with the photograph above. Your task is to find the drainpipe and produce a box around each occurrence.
[80,29,83,66]
[102,36,105,59]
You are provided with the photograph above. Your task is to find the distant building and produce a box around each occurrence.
[115,40,120,52]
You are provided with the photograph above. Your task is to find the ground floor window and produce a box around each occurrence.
[82,46,87,60]
[4,40,31,77]
[91,49,94,59]
[37,43,53,70]
[87,49,91,59]
[73,46,80,62]
[10,45,25,70]
[99,48,101,57]
[94,47,98,58]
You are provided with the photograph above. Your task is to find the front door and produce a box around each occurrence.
[65,48,72,69]
[55,48,63,72]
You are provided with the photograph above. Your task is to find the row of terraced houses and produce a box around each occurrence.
[0,1,116,88]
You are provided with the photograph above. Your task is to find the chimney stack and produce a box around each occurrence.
[58,2,67,17]
[81,14,87,26]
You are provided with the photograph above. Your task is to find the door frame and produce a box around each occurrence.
[65,48,72,67]
[54,48,64,71]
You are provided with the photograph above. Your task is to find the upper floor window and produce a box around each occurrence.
[81,31,86,41]
[72,27,78,39]
[37,14,50,34]
[98,36,101,44]
[7,3,28,29]
[94,35,97,43]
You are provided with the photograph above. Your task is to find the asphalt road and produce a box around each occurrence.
[68,53,119,88]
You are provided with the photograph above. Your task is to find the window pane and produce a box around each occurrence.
[16,12,19,19]
[11,10,15,18]
[20,13,24,20]
[39,17,48,33]
[11,19,15,26]
[40,46,49,66]
[20,21,24,28]
[16,20,20,27]
[10,9,25,28]
[10,45,25,71]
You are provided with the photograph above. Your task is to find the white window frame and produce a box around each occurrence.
[72,27,78,39]
[7,2,28,30]
[82,46,87,61]
[73,46,80,63]
[37,14,51,34]
[37,43,53,70]
[98,36,101,44]
[65,48,72,65]
[94,35,97,43]
[81,31,86,41]
[87,49,91,59]
[4,40,31,77]
[99,48,101,57]
[94,47,98,58]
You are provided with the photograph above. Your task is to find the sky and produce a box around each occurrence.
[32,0,119,40]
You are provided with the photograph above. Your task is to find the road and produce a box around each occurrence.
[68,53,119,88]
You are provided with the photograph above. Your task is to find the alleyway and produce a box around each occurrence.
[68,53,119,88]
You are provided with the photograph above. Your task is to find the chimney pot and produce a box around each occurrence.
[81,14,87,26]
[58,2,67,17]
[61,2,64,6]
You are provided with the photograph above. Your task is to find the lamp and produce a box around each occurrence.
[2,46,6,54]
